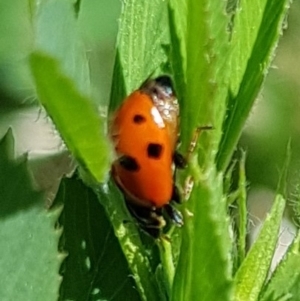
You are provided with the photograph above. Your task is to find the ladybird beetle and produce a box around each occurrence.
[110,76,199,237]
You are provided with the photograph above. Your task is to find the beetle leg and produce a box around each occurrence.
[180,125,213,200]
[125,202,166,238]
[186,125,213,161]
[173,151,187,169]
[164,204,183,227]
[171,185,182,204]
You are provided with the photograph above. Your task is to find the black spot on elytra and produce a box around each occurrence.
[147,143,163,159]
[119,156,140,171]
[133,114,146,124]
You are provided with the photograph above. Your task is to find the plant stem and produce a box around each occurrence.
[158,237,175,294]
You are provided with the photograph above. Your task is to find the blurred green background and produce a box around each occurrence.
[240,0,300,191]
[238,1,300,227]
[0,0,299,217]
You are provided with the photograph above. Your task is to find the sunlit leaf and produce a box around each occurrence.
[233,194,286,301]
[30,52,111,183]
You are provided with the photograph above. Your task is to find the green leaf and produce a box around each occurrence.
[30,52,111,183]
[109,0,169,111]
[0,130,62,301]
[217,0,291,171]
[233,194,286,301]
[229,0,270,97]
[96,183,166,301]
[260,232,300,301]
[172,169,232,301]
[0,130,41,217]
[109,51,127,112]
[169,1,232,300]
[55,177,141,301]
[168,0,187,103]
[169,0,230,160]
[236,151,247,267]
[276,139,291,197]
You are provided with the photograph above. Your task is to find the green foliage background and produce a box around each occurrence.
[0,0,300,301]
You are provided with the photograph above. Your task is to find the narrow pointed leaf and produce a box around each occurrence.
[109,0,168,111]
[172,169,232,301]
[234,194,286,301]
[169,1,232,300]
[30,52,111,183]
[217,0,291,171]
[237,151,247,267]
[169,0,229,159]
[96,182,166,301]
[260,232,300,301]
